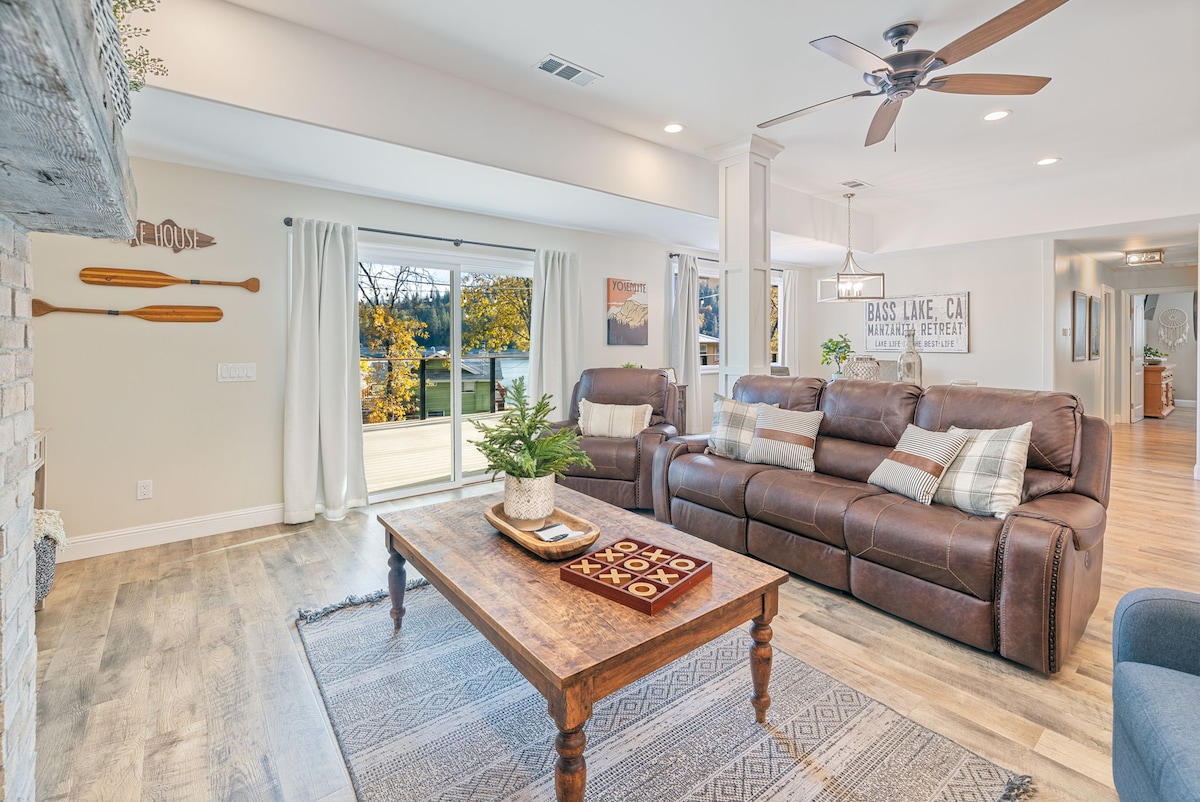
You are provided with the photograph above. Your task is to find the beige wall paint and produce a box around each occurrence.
[803,237,1050,390]
[32,158,677,542]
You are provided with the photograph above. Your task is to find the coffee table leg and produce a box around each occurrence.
[386,535,407,632]
[750,613,775,724]
[549,693,591,802]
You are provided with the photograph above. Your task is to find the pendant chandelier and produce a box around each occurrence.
[817,193,885,303]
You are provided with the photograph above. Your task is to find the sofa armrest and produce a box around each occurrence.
[548,419,580,434]
[1007,493,1107,552]
[997,505,1104,674]
[1114,588,1200,676]
[633,423,678,508]
[652,434,710,523]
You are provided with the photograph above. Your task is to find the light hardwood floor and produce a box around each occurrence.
[35,410,1199,801]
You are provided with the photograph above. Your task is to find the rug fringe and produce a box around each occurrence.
[296,579,430,624]
[1000,774,1036,800]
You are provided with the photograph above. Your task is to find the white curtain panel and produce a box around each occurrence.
[283,218,368,524]
[669,254,703,434]
[779,268,803,377]
[529,249,582,416]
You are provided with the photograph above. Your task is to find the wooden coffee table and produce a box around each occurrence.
[379,487,789,802]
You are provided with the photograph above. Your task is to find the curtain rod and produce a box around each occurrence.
[668,252,719,263]
[283,218,535,254]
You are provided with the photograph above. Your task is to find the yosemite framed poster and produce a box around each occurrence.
[607,278,648,345]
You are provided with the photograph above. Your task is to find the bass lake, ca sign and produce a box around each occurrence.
[864,292,969,353]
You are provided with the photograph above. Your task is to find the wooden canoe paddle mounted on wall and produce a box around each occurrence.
[32,299,223,323]
[80,267,259,292]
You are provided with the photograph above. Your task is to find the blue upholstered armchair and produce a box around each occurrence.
[1112,588,1200,802]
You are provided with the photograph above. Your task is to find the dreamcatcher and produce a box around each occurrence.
[1157,306,1190,351]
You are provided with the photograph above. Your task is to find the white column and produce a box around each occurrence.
[709,135,784,395]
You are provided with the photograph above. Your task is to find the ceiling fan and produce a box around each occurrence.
[759,0,1069,146]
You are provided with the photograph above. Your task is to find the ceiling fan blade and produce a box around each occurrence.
[757,90,877,129]
[810,35,891,75]
[926,73,1051,94]
[865,99,903,147]
[932,0,1070,67]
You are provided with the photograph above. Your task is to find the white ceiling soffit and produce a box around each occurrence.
[123,88,839,264]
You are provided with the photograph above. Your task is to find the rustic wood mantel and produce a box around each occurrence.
[0,0,136,237]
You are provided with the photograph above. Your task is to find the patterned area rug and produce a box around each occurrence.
[297,586,1034,802]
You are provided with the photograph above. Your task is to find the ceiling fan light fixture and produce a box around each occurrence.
[1036,156,1061,166]
[818,193,885,303]
[663,123,685,133]
[982,109,1010,121]
[1125,249,1165,266]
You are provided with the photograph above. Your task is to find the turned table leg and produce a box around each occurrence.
[549,692,592,802]
[386,535,407,632]
[750,613,775,724]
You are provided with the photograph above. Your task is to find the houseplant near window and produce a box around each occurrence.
[471,377,593,529]
[820,334,853,380]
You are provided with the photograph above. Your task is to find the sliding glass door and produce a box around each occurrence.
[358,247,531,500]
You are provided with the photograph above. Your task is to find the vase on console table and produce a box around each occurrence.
[898,328,923,387]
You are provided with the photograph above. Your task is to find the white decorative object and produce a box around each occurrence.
[898,328,923,386]
[503,474,556,530]
[843,354,880,381]
[1158,307,1190,351]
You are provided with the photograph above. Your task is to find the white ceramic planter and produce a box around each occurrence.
[503,473,556,530]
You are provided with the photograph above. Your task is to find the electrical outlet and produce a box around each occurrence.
[136,479,153,500]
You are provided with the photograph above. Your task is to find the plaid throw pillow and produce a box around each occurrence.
[868,424,970,505]
[745,408,823,471]
[706,395,773,461]
[578,399,653,438]
[933,422,1033,518]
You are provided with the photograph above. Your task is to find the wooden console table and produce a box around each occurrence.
[1145,364,1175,418]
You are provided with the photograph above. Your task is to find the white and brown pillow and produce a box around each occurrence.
[578,399,653,438]
[933,422,1032,518]
[706,395,773,461]
[745,408,823,471]
[868,425,970,505]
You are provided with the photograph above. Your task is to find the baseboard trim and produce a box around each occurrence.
[1175,399,1196,409]
[61,504,285,562]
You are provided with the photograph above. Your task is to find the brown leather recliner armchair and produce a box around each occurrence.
[552,368,680,510]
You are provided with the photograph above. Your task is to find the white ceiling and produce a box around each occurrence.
[126,0,1199,266]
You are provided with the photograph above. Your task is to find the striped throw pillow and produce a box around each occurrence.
[706,395,773,461]
[578,399,653,438]
[933,422,1032,518]
[868,425,970,505]
[745,408,823,471]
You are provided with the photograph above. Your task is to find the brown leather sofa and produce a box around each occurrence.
[552,368,681,510]
[653,376,1112,674]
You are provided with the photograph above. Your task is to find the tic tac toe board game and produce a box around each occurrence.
[559,538,712,615]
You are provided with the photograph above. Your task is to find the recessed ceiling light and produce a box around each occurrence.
[1036,157,1061,166]
[663,123,684,134]
[982,110,1010,122]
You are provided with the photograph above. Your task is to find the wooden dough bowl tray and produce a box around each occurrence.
[484,504,600,560]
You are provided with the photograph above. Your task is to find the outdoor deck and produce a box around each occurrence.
[362,413,503,493]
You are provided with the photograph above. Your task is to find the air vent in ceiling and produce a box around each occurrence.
[535,54,602,87]
[840,179,874,190]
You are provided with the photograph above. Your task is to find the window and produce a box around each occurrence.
[674,260,781,369]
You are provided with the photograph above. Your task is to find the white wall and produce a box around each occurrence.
[803,237,1050,391]
[32,158,678,549]
[1052,242,1109,414]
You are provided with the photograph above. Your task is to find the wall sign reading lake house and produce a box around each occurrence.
[129,219,216,253]
[607,278,649,346]
[865,292,969,353]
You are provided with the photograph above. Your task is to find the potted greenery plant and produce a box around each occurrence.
[471,377,593,529]
[1144,345,1167,365]
[820,334,853,380]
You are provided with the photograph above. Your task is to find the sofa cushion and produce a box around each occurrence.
[564,436,638,482]
[569,367,671,425]
[707,395,773,461]
[868,425,970,505]
[745,408,823,471]
[732,375,824,411]
[933,422,1032,518]
[1113,662,1200,802]
[844,494,1003,601]
[578,398,652,438]
[745,469,885,549]
[667,452,777,518]
[819,380,922,447]
[915,385,1083,492]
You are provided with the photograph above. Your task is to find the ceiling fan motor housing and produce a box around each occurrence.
[864,49,935,99]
